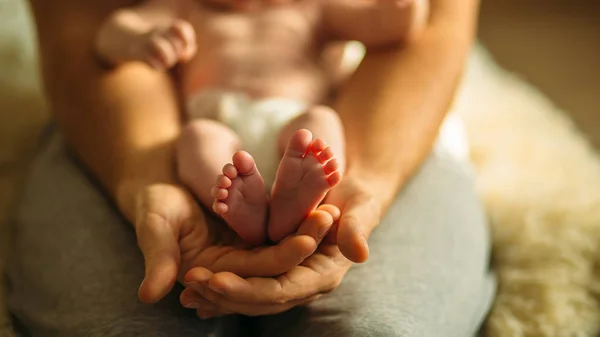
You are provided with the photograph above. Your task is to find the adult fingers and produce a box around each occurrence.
[181,287,231,318]
[190,253,348,305]
[209,269,324,304]
[181,287,233,314]
[209,235,316,277]
[180,287,218,310]
[208,205,340,278]
[295,204,340,246]
[337,194,381,263]
[136,212,181,303]
[192,284,322,317]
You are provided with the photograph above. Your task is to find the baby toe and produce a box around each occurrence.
[216,174,232,188]
[214,187,228,200]
[323,158,340,175]
[222,164,238,180]
[287,129,313,157]
[316,147,335,163]
[326,171,343,187]
[232,151,256,176]
[309,139,327,155]
[213,201,228,215]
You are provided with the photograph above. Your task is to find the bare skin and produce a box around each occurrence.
[30,0,478,319]
[96,0,428,244]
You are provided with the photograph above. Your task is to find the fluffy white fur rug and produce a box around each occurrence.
[2,0,600,336]
[453,46,600,337]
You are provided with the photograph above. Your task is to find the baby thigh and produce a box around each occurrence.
[278,105,346,171]
[177,119,241,207]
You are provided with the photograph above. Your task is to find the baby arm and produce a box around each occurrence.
[95,0,197,69]
[321,0,429,47]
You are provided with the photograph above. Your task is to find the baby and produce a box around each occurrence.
[96,0,428,245]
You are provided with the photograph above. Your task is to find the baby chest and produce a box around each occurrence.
[198,4,319,49]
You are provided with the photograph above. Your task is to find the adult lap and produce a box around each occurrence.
[7,131,494,336]
[6,134,228,336]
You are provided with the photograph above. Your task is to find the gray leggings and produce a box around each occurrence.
[7,132,495,337]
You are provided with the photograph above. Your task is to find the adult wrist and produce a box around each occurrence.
[111,145,179,222]
[115,176,178,224]
[344,164,406,212]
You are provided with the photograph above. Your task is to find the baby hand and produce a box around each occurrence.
[138,20,197,70]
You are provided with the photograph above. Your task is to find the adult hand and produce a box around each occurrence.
[178,175,393,318]
[322,174,388,263]
[179,231,352,318]
[132,182,340,303]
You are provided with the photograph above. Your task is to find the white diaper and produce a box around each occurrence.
[184,42,471,192]
[187,90,308,190]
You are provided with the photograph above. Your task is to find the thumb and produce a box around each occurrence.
[337,196,381,263]
[136,213,181,303]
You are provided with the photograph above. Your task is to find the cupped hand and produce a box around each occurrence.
[180,231,352,318]
[179,175,391,318]
[322,175,386,263]
[132,183,340,303]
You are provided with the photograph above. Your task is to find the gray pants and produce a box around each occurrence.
[7,132,495,337]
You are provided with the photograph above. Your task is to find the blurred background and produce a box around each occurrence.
[0,0,599,336]
[479,0,600,146]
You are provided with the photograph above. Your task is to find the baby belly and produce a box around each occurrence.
[181,55,328,105]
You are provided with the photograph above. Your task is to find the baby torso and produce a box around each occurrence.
[180,1,330,105]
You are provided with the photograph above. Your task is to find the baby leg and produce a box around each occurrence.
[277,106,346,171]
[268,106,345,242]
[177,119,268,245]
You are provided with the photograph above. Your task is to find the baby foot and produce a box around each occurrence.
[268,129,342,242]
[133,20,197,70]
[212,151,268,245]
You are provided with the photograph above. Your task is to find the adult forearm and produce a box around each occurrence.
[334,0,479,207]
[51,65,181,220]
[31,0,182,221]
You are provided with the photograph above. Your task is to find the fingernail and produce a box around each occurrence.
[185,281,207,293]
[182,300,202,309]
[208,284,224,295]
[360,235,370,258]
[317,225,330,240]
[360,235,369,250]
